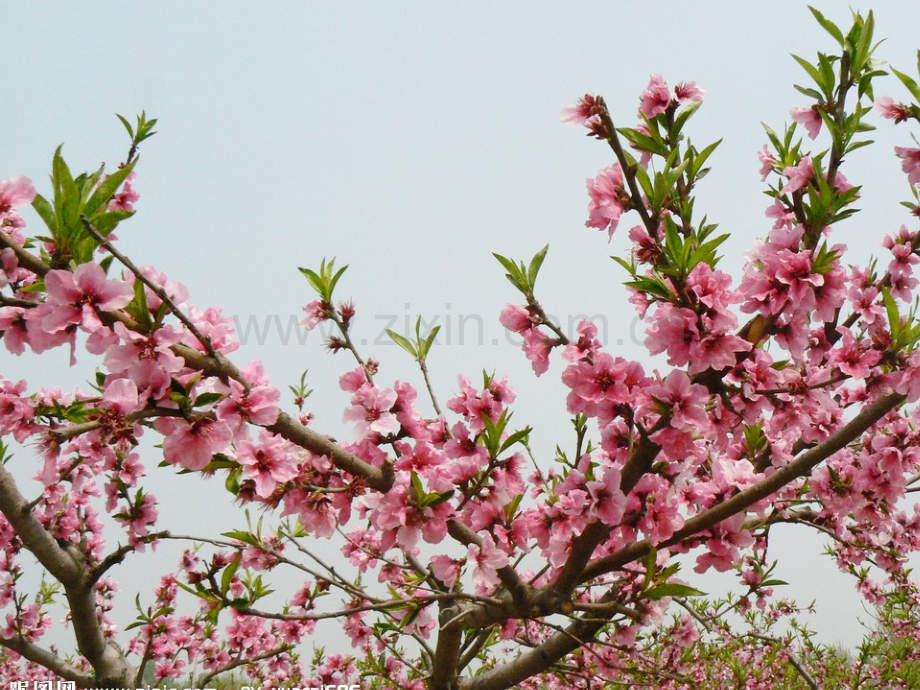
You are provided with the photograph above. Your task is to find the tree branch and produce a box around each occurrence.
[463,392,903,690]
[0,636,95,686]
[0,464,138,685]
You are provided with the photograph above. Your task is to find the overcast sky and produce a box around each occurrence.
[5,1,920,653]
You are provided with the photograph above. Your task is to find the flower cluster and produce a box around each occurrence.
[5,10,920,688]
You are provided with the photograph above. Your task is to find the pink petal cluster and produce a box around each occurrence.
[874,95,911,123]
[639,74,672,118]
[499,303,552,375]
[791,105,823,139]
[585,164,630,238]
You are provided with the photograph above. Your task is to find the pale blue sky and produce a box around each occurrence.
[5,1,920,654]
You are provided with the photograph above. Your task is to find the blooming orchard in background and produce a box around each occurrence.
[2,8,920,690]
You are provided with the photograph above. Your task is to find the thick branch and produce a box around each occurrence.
[0,232,50,276]
[0,464,137,685]
[464,392,903,690]
[0,636,95,686]
[0,231,395,494]
[583,391,904,581]
[549,433,661,599]
[0,465,83,584]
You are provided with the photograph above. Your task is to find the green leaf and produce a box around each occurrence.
[643,546,658,586]
[527,244,549,289]
[690,139,722,179]
[419,323,441,360]
[90,209,134,235]
[633,164,654,202]
[117,113,135,139]
[499,426,531,454]
[221,554,242,596]
[623,276,673,300]
[298,266,324,294]
[84,158,137,218]
[645,583,706,600]
[852,10,875,72]
[493,252,527,293]
[386,329,418,359]
[670,99,703,140]
[421,489,455,509]
[31,193,58,236]
[809,6,844,47]
[793,85,825,101]
[192,392,224,408]
[225,469,241,496]
[892,66,920,105]
[616,126,669,157]
[611,254,637,276]
[791,54,829,97]
[328,264,348,296]
[410,471,426,505]
[200,455,238,473]
[298,258,348,302]
[222,530,261,547]
[52,146,80,246]
[123,277,154,329]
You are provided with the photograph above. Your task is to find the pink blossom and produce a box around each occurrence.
[628,223,661,265]
[874,95,911,123]
[104,323,185,400]
[522,329,552,376]
[101,377,143,415]
[559,94,604,128]
[0,307,29,355]
[339,367,369,393]
[895,146,920,185]
[639,74,671,118]
[687,262,741,327]
[499,303,533,332]
[585,164,630,237]
[236,431,300,498]
[672,613,699,648]
[186,305,239,354]
[446,374,516,432]
[765,198,794,230]
[468,534,509,589]
[896,350,920,402]
[343,385,400,441]
[689,331,750,373]
[562,319,601,362]
[645,305,699,367]
[791,105,823,139]
[0,377,35,442]
[0,176,36,212]
[780,156,814,194]
[430,554,461,587]
[282,488,337,538]
[114,492,158,545]
[674,81,705,103]
[217,367,281,438]
[0,176,36,234]
[644,370,711,432]
[108,170,139,211]
[155,416,233,471]
[300,299,332,329]
[562,351,643,421]
[585,467,626,526]
[758,145,777,181]
[41,262,133,333]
